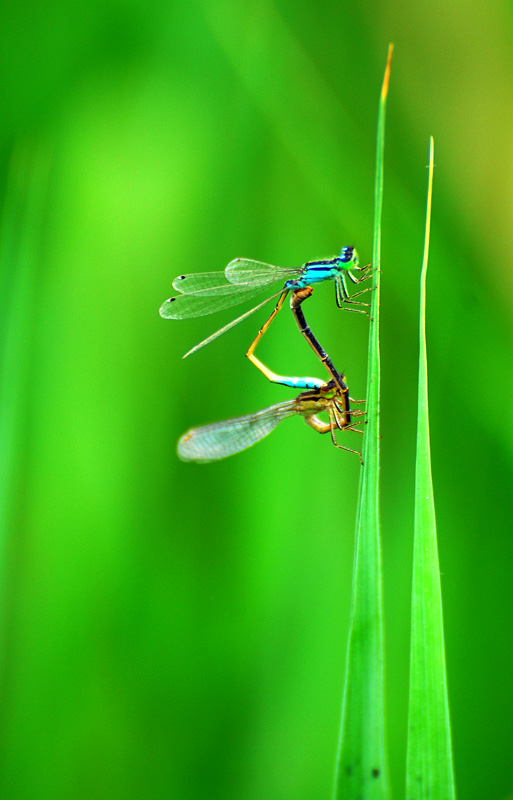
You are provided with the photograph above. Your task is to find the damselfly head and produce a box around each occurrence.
[320,384,337,400]
[319,377,347,400]
[339,246,358,268]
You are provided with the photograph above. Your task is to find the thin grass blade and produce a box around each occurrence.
[406,138,456,799]
[0,144,49,590]
[333,45,393,800]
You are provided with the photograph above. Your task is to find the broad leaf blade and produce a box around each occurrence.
[333,45,393,800]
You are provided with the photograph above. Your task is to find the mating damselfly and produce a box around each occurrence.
[177,379,365,463]
[160,246,371,358]
[247,285,357,395]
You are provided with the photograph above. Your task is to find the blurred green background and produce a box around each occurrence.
[1,1,512,798]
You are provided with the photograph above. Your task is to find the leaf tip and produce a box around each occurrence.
[381,44,394,100]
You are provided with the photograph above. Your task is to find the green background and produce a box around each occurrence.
[1,2,512,798]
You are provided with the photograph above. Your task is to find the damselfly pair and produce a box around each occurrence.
[160,248,371,461]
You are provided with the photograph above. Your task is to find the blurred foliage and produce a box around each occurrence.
[0,1,512,799]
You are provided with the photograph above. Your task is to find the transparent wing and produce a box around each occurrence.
[183,288,285,357]
[177,401,298,462]
[172,271,240,295]
[159,282,270,320]
[225,258,300,287]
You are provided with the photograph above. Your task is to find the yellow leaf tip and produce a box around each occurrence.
[381,44,394,100]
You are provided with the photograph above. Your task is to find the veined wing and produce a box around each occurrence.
[225,258,301,287]
[159,282,270,320]
[172,271,240,295]
[183,288,285,357]
[177,401,297,462]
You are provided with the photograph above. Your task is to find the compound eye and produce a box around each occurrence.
[340,246,353,262]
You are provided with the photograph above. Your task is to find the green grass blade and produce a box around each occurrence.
[406,138,456,799]
[0,145,49,588]
[333,45,393,800]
